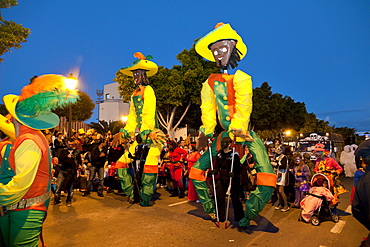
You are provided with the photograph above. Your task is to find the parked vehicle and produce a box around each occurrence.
[295,132,344,162]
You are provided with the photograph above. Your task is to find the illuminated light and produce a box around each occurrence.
[65,73,78,90]
[121,115,128,123]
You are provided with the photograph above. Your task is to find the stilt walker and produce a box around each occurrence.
[0,74,79,246]
[119,52,166,207]
[189,23,277,227]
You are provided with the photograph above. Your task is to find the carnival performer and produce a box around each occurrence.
[313,143,347,205]
[0,74,78,247]
[116,141,135,203]
[187,145,201,202]
[188,23,276,227]
[167,141,188,198]
[119,52,165,207]
[0,114,15,246]
[340,145,357,177]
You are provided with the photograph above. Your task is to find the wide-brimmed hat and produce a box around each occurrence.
[3,74,79,130]
[313,143,329,154]
[120,52,158,77]
[0,114,16,141]
[195,22,247,62]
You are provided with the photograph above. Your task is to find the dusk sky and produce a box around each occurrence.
[1,1,369,131]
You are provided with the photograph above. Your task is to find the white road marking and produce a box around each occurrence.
[168,200,189,207]
[345,205,352,214]
[330,220,346,234]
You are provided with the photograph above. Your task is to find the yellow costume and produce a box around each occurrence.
[120,53,164,207]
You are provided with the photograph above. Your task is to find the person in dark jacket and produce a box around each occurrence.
[214,137,244,222]
[105,133,125,193]
[83,139,107,197]
[54,138,81,206]
[353,155,370,247]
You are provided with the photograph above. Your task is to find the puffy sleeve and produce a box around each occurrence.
[200,78,217,137]
[123,95,138,137]
[140,85,156,133]
[0,139,41,206]
[228,70,253,141]
[328,157,343,174]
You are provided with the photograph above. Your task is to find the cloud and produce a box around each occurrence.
[316,107,369,116]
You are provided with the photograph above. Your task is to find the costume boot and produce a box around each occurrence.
[178,188,185,198]
[170,188,179,197]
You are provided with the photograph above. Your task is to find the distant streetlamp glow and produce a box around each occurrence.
[284,130,291,136]
[121,115,128,123]
[65,73,78,90]
[66,73,78,137]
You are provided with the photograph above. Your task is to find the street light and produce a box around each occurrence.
[65,73,78,137]
[121,114,128,124]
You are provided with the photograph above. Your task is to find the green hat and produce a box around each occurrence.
[3,74,79,130]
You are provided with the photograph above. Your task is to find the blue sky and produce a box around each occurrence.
[1,1,369,131]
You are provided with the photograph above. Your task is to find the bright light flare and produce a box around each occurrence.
[121,115,128,123]
[64,73,78,90]
[284,130,291,136]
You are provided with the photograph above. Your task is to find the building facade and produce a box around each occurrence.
[98,82,129,122]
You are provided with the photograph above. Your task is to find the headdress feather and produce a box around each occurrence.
[16,74,80,117]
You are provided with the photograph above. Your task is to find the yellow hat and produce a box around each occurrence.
[4,94,60,130]
[120,52,158,77]
[195,23,247,62]
[0,114,16,141]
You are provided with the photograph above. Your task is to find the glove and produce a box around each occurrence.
[200,126,213,138]
[120,128,130,139]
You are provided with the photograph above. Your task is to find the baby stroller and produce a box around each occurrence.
[298,173,339,226]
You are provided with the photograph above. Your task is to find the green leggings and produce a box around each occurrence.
[0,209,45,247]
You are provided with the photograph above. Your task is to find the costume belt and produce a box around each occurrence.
[6,192,50,211]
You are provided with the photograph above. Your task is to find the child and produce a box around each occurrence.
[300,174,334,222]
[293,155,311,208]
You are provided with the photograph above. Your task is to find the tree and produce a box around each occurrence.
[114,43,219,138]
[53,90,95,122]
[0,0,31,62]
[251,82,308,132]
[88,120,125,135]
[0,103,7,115]
[334,126,356,145]
[298,113,334,134]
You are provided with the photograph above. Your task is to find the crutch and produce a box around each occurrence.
[208,138,220,228]
[225,138,236,229]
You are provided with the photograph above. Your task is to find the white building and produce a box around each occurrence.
[98,82,129,122]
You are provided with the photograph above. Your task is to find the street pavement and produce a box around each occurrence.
[41,176,368,247]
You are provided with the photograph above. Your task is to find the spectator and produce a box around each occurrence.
[83,139,107,197]
[353,155,370,247]
[54,132,66,157]
[213,137,244,222]
[272,142,290,212]
[292,154,310,208]
[53,138,80,206]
